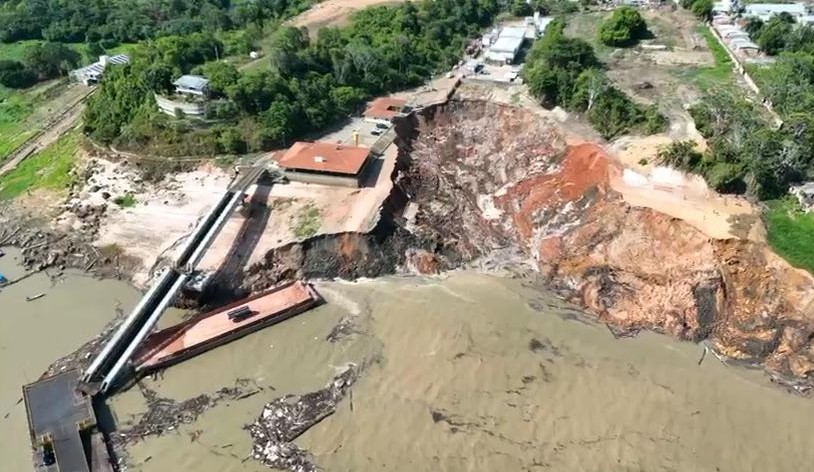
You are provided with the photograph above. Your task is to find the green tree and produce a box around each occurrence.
[657,141,703,169]
[23,42,81,80]
[598,7,648,47]
[744,17,764,38]
[511,0,533,16]
[757,17,794,55]
[196,62,240,96]
[0,60,37,88]
[690,0,713,19]
[268,26,309,76]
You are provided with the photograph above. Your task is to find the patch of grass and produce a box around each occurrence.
[0,129,80,199]
[98,243,123,259]
[291,205,322,239]
[565,12,614,59]
[0,40,43,62]
[764,198,814,275]
[112,193,137,208]
[0,92,36,157]
[681,24,734,89]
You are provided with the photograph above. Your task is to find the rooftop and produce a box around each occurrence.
[70,54,129,78]
[277,141,371,175]
[499,26,527,39]
[173,75,210,91]
[491,35,525,54]
[744,2,806,15]
[363,97,408,119]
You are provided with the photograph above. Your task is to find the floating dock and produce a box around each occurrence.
[133,281,320,372]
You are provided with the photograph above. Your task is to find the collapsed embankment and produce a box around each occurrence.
[244,98,814,390]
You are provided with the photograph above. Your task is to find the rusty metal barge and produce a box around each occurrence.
[133,281,320,373]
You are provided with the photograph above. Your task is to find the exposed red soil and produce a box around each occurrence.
[405,100,814,389]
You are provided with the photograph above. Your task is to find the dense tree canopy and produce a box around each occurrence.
[689,0,713,19]
[598,6,648,47]
[0,0,316,44]
[523,18,665,139]
[84,0,504,155]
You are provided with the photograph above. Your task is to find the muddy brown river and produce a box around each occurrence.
[3,248,814,472]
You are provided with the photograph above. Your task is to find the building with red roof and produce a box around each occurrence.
[276,141,372,187]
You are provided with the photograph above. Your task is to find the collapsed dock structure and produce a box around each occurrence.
[23,370,112,472]
[22,165,324,472]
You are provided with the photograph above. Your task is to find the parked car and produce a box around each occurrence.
[371,129,383,136]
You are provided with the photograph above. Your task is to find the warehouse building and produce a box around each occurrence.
[277,141,373,188]
[743,2,807,22]
[485,26,527,64]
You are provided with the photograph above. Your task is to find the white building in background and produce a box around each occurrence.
[70,54,130,85]
[743,2,807,22]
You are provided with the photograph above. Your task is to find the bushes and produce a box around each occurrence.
[523,18,666,140]
[22,42,81,80]
[0,60,37,88]
[689,0,713,19]
[598,6,648,47]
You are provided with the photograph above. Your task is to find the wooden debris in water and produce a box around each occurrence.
[247,365,357,472]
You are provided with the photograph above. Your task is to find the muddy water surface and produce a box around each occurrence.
[3,255,814,472]
[108,273,814,472]
[0,247,141,472]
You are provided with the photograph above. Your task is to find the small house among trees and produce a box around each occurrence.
[173,75,211,97]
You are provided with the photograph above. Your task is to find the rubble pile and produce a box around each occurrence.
[0,216,126,276]
[247,366,357,472]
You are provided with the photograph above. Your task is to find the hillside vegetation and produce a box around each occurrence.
[84,0,504,156]
[523,17,666,139]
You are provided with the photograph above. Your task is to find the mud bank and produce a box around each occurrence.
[0,208,136,279]
[241,98,814,389]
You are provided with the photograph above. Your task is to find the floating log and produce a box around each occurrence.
[26,293,46,302]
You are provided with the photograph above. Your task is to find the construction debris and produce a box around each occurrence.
[247,365,357,472]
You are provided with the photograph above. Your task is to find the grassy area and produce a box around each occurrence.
[0,129,80,199]
[113,193,137,208]
[0,40,44,62]
[0,91,36,157]
[682,24,734,89]
[291,205,322,239]
[564,12,614,59]
[764,198,814,275]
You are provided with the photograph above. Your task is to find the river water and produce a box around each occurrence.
[3,250,814,472]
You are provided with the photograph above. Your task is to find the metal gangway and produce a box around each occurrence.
[82,167,266,394]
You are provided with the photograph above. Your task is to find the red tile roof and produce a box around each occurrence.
[277,141,371,175]
[363,97,408,119]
